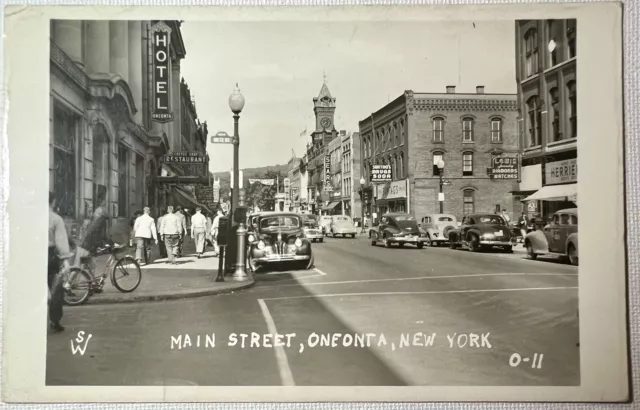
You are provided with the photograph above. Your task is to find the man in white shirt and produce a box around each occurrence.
[501,209,511,225]
[48,192,73,332]
[211,209,223,256]
[133,207,158,265]
[190,206,208,258]
[159,206,182,265]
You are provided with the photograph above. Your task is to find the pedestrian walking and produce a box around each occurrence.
[211,209,223,256]
[191,206,208,258]
[501,209,511,225]
[133,207,158,265]
[74,199,109,272]
[518,212,528,241]
[159,206,182,265]
[48,192,73,333]
[175,205,188,257]
[205,211,213,247]
[156,209,167,259]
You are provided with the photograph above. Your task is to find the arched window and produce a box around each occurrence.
[549,87,561,141]
[433,117,445,142]
[92,124,110,210]
[400,119,405,146]
[393,154,398,180]
[393,122,399,147]
[52,103,79,218]
[462,117,474,142]
[388,156,393,179]
[462,152,474,176]
[567,19,576,59]
[526,96,542,147]
[433,151,444,176]
[490,118,503,142]
[567,81,577,138]
[547,20,561,67]
[463,189,475,215]
[399,152,405,179]
[524,28,539,77]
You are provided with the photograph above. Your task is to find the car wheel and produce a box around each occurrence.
[247,253,260,273]
[350,234,356,239]
[319,238,324,243]
[503,245,513,253]
[568,244,578,266]
[468,235,480,252]
[398,243,405,248]
[305,254,315,270]
[417,243,424,249]
[342,234,346,238]
[526,241,537,260]
[383,236,391,248]
[424,235,432,247]
[449,238,457,249]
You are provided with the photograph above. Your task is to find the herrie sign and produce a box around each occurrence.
[545,158,578,185]
[151,22,173,123]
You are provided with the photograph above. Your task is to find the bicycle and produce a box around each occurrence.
[62,242,142,306]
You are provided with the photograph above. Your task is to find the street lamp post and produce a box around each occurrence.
[229,84,249,282]
[359,177,366,233]
[437,159,445,213]
[316,189,321,216]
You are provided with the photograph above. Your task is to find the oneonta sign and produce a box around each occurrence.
[151,22,173,123]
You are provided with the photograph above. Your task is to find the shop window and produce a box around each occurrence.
[567,19,576,59]
[92,124,109,210]
[491,118,503,142]
[433,117,444,142]
[433,152,444,176]
[567,81,577,138]
[52,104,78,217]
[549,87,562,141]
[463,189,475,215]
[526,96,542,147]
[117,144,129,218]
[524,28,539,77]
[462,152,473,176]
[462,117,474,142]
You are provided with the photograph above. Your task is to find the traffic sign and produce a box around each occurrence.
[211,131,235,144]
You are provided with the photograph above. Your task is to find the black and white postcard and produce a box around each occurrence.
[1,2,629,404]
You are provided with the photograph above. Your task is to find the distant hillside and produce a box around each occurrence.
[211,163,291,188]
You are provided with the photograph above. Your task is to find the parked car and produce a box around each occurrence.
[329,215,357,238]
[419,214,458,246]
[319,215,333,236]
[448,213,517,252]
[369,213,429,249]
[246,212,314,273]
[524,208,578,265]
[301,214,324,243]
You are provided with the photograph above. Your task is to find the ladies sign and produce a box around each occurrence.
[151,22,173,123]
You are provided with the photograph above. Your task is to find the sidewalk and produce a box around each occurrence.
[81,237,254,305]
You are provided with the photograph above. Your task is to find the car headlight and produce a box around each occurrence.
[483,233,495,239]
[257,240,266,250]
[248,235,255,243]
[294,238,303,248]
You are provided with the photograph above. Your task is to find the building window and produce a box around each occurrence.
[393,123,398,147]
[393,155,399,180]
[567,81,577,138]
[491,118,503,142]
[52,104,78,217]
[117,144,128,218]
[433,151,444,176]
[463,189,475,215]
[549,87,562,141]
[433,117,444,142]
[462,152,473,176]
[92,124,109,210]
[135,154,145,212]
[400,120,405,146]
[524,28,539,77]
[399,153,404,179]
[547,20,562,67]
[526,96,542,147]
[567,19,576,59]
[462,117,474,142]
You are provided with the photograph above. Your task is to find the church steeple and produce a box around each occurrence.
[313,78,336,132]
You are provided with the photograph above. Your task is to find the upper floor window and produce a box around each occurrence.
[491,118,503,142]
[393,123,398,147]
[462,117,474,142]
[399,152,404,179]
[462,152,473,176]
[547,20,562,67]
[463,189,475,215]
[567,80,577,138]
[433,151,444,176]
[549,87,562,141]
[567,19,576,59]
[433,117,445,142]
[524,28,539,77]
[400,120,405,146]
[526,96,542,147]
[391,156,397,180]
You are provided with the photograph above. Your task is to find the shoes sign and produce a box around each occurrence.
[151,21,174,123]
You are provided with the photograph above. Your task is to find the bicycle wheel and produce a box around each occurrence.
[63,268,93,306]
[111,256,142,293]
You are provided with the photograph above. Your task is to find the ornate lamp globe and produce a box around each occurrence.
[229,83,245,114]
[360,177,366,185]
[437,159,445,170]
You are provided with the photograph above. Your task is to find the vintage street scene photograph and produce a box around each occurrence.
[45,18,580,386]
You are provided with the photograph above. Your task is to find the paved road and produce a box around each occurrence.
[46,235,579,386]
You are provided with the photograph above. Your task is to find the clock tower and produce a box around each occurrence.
[313,81,336,135]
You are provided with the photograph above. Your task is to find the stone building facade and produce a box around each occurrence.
[358,86,519,222]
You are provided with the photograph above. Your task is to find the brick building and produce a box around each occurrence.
[342,131,363,222]
[515,19,577,219]
[358,86,519,222]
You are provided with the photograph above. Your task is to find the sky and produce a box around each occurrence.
[179,21,517,173]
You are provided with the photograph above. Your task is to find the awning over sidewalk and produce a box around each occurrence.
[522,183,577,202]
[173,186,213,214]
[322,202,340,211]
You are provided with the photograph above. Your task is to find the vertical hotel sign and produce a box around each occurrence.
[151,22,173,123]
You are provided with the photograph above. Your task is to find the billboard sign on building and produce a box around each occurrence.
[489,156,519,180]
[248,179,275,186]
[371,164,392,183]
[324,155,333,191]
[382,179,408,200]
[163,152,207,164]
[151,21,173,123]
[545,158,577,185]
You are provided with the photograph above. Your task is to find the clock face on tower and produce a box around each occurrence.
[320,117,332,129]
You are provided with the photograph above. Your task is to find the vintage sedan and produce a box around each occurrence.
[246,213,314,273]
[419,214,458,246]
[369,213,429,248]
[524,208,578,265]
[329,215,358,238]
[448,213,517,252]
[301,214,324,243]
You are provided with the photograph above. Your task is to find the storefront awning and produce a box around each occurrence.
[522,183,577,202]
[173,186,213,214]
[322,202,340,211]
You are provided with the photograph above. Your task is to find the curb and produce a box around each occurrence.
[79,278,256,306]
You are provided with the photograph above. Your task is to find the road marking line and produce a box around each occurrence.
[312,268,328,276]
[256,268,329,287]
[257,299,295,386]
[262,286,578,301]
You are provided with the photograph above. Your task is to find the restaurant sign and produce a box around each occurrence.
[545,158,577,185]
[371,164,392,183]
[324,155,333,191]
[163,152,207,164]
[489,156,519,180]
[151,22,173,123]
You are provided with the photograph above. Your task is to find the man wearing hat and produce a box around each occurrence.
[190,206,208,258]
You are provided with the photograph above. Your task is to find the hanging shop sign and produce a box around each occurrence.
[163,152,207,164]
[489,156,519,180]
[371,164,392,183]
[151,21,173,123]
[324,155,333,192]
[545,158,577,185]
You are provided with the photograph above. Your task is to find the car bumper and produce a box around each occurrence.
[252,254,311,263]
[479,239,516,246]
[390,236,429,244]
[335,231,357,235]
